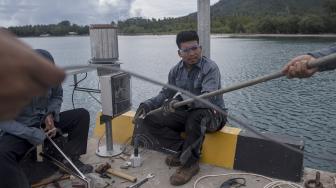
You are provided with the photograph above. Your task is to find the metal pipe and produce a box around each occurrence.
[198,0,211,58]
[63,54,336,115]
[67,66,95,76]
[105,120,113,151]
[46,135,87,180]
[40,153,83,180]
[74,74,78,86]
[147,53,336,115]
[74,87,101,93]
[62,53,336,115]
[60,54,336,163]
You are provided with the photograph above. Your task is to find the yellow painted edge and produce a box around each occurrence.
[201,126,241,169]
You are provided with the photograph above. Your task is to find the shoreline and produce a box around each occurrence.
[19,33,336,38]
[214,33,336,38]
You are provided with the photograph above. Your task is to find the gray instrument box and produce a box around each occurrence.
[99,72,131,117]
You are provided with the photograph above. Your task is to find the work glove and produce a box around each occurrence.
[133,103,151,124]
[199,109,227,133]
[162,98,180,116]
[176,93,194,109]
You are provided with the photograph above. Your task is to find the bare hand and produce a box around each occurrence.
[44,114,56,137]
[282,55,318,79]
[0,29,65,120]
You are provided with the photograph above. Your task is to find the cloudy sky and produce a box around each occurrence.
[0,0,220,27]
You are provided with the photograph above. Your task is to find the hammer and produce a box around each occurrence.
[95,163,137,183]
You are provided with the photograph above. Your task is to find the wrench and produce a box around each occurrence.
[127,173,155,188]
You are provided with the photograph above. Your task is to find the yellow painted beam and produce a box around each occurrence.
[201,126,241,169]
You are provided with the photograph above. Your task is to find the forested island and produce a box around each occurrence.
[7,0,336,37]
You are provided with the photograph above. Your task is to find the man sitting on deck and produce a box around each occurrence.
[0,49,93,188]
[133,31,227,186]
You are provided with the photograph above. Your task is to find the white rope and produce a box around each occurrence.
[193,172,303,188]
[264,180,303,188]
[193,172,272,188]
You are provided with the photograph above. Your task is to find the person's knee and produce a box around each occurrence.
[76,108,90,122]
[185,123,203,134]
[189,109,207,120]
[185,110,207,132]
[185,120,203,135]
[143,114,159,128]
[76,108,89,116]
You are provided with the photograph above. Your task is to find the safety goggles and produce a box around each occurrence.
[178,45,201,55]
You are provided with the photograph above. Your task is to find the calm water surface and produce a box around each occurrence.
[22,35,336,172]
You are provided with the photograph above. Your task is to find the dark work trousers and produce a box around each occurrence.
[0,108,90,188]
[53,108,90,158]
[141,108,226,166]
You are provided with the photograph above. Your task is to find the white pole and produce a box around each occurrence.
[197,0,211,58]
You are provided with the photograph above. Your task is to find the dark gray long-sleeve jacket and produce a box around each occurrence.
[143,56,227,111]
[0,85,63,145]
[309,44,336,71]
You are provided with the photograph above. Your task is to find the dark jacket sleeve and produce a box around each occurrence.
[47,85,63,122]
[308,44,336,72]
[143,69,177,110]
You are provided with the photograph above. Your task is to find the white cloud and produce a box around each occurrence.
[0,0,220,27]
[130,0,220,18]
[98,0,120,7]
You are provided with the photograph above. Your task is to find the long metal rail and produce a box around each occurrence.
[61,53,336,163]
[147,53,336,115]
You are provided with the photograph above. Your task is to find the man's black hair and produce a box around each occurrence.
[176,30,199,49]
[35,49,54,64]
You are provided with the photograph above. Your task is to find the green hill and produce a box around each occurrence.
[209,0,326,17]
[8,0,336,36]
[116,0,336,34]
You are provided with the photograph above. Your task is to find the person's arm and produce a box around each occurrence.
[308,44,336,72]
[0,29,65,121]
[193,64,221,108]
[143,69,177,110]
[0,121,45,145]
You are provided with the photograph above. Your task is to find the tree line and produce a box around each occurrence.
[117,14,336,34]
[8,21,89,37]
[7,0,336,37]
